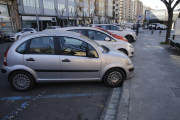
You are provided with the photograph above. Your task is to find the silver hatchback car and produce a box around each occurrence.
[1,31,134,91]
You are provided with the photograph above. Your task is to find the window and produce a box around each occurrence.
[23,29,29,32]
[59,37,89,57]
[96,25,110,30]
[23,0,39,7]
[58,4,66,11]
[29,37,55,54]
[87,30,110,41]
[69,29,86,36]
[88,45,98,58]
[110,26,119,30]
[16,41,28,54]
[69,6,75,12]
[43,0,54,9]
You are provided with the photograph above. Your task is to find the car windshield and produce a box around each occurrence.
[46,26,54,29]
[101,29,111,35]
[80,35,105,52]
[15,29,23,32]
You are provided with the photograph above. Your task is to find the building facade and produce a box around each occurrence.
[113,0,119,23]
[134,0,143,22]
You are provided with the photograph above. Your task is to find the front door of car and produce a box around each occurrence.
[58,36,101,79]
[24,37,62,79]
[87,30,113,48]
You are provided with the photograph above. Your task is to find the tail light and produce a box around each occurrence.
[3,48,9,66]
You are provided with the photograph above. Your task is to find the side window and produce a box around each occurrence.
[110,26,118,30]
[59,37,88,57]
[23,29,29,32]
[69,29,86,36]
[88,45,98,58]
[16,41,28,54]
[88,30,110,41]
[29,37,55,54]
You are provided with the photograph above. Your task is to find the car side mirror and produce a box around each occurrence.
[104,37,110,41]
[21,31,24,33]
[30,31,33,33]
[87,52,95,58]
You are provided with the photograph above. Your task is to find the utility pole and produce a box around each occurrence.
[34,0,39,31]
[136,0,139,36]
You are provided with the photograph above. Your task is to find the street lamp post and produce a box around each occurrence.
[136,0,139,36]
[34,0,39,31]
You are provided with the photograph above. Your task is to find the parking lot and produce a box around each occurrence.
[0,42,112,120]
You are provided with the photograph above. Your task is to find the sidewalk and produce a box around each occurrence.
[117,29,180,120]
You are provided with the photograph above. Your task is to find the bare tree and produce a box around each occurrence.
[56,6,66,27]
[161,0,180,43]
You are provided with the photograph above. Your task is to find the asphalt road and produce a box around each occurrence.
[0,42,111,120]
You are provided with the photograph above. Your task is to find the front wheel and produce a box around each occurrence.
[10,71,35,91]
[104,68,125,87]
[125,35,134,43]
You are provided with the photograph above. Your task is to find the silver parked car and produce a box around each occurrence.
[1,31,134,91]
[5,28,37,41]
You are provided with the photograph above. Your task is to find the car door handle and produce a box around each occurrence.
[26,58,35,61]
[62,59,71,62]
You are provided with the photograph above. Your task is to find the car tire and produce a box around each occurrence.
[10,71,35,92]
[125,35,134,43]
[103,68,125,87]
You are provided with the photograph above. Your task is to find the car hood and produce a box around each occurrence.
[7,32,20,36]
[107,47,129,58]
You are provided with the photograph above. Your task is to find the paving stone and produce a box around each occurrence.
[108,103,118,109]
[106,109,117,116]
[162,105,180,119]
[172,88,180,97]
[104,115,115,120]
[155,87,175,96]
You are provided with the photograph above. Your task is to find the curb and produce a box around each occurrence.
[100,87,122,120]
[116,80,130,120]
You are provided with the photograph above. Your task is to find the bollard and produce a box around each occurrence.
[151,31,153,34]
[173,35,175,40]
[159,31,161,36]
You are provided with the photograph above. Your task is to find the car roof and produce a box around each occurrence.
[19,30,81,40]
[55,27,106,31]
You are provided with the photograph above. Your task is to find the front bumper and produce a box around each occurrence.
[124,64,134,79]
[127,47,134,57]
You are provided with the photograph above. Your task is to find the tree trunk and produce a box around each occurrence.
[165,9,173,44]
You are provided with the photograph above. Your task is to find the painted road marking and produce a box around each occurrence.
[0,93,108,101]
[2,101,29,120]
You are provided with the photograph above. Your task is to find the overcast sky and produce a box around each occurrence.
[141,0,179,9]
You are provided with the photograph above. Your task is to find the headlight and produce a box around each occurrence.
[126,59,132,65]
[129,44,133,48]
[130,32,136,35]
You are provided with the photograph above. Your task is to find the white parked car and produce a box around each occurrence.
[5,28,36,41]
[51,27,134,57]
[156,24,167,30]
[44,26,61,30]
[90,24,136,43]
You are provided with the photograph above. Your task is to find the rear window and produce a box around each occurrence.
[16,41,28,54]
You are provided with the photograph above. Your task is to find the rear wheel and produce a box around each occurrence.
[10,71,35,91]
[103,68,125,87]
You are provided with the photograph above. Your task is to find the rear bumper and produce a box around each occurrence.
[1,65,13,81]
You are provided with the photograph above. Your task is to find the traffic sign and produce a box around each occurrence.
[147,17,150,21]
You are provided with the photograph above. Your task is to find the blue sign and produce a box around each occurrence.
[147,17,150,21]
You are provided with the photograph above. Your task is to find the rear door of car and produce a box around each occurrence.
[23,36,62,79]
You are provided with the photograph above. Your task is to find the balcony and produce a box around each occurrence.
[115,1,119,5]
[77,3,83,7]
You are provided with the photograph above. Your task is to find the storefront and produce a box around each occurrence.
[21,16,57,31]
[0,4,13,34]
